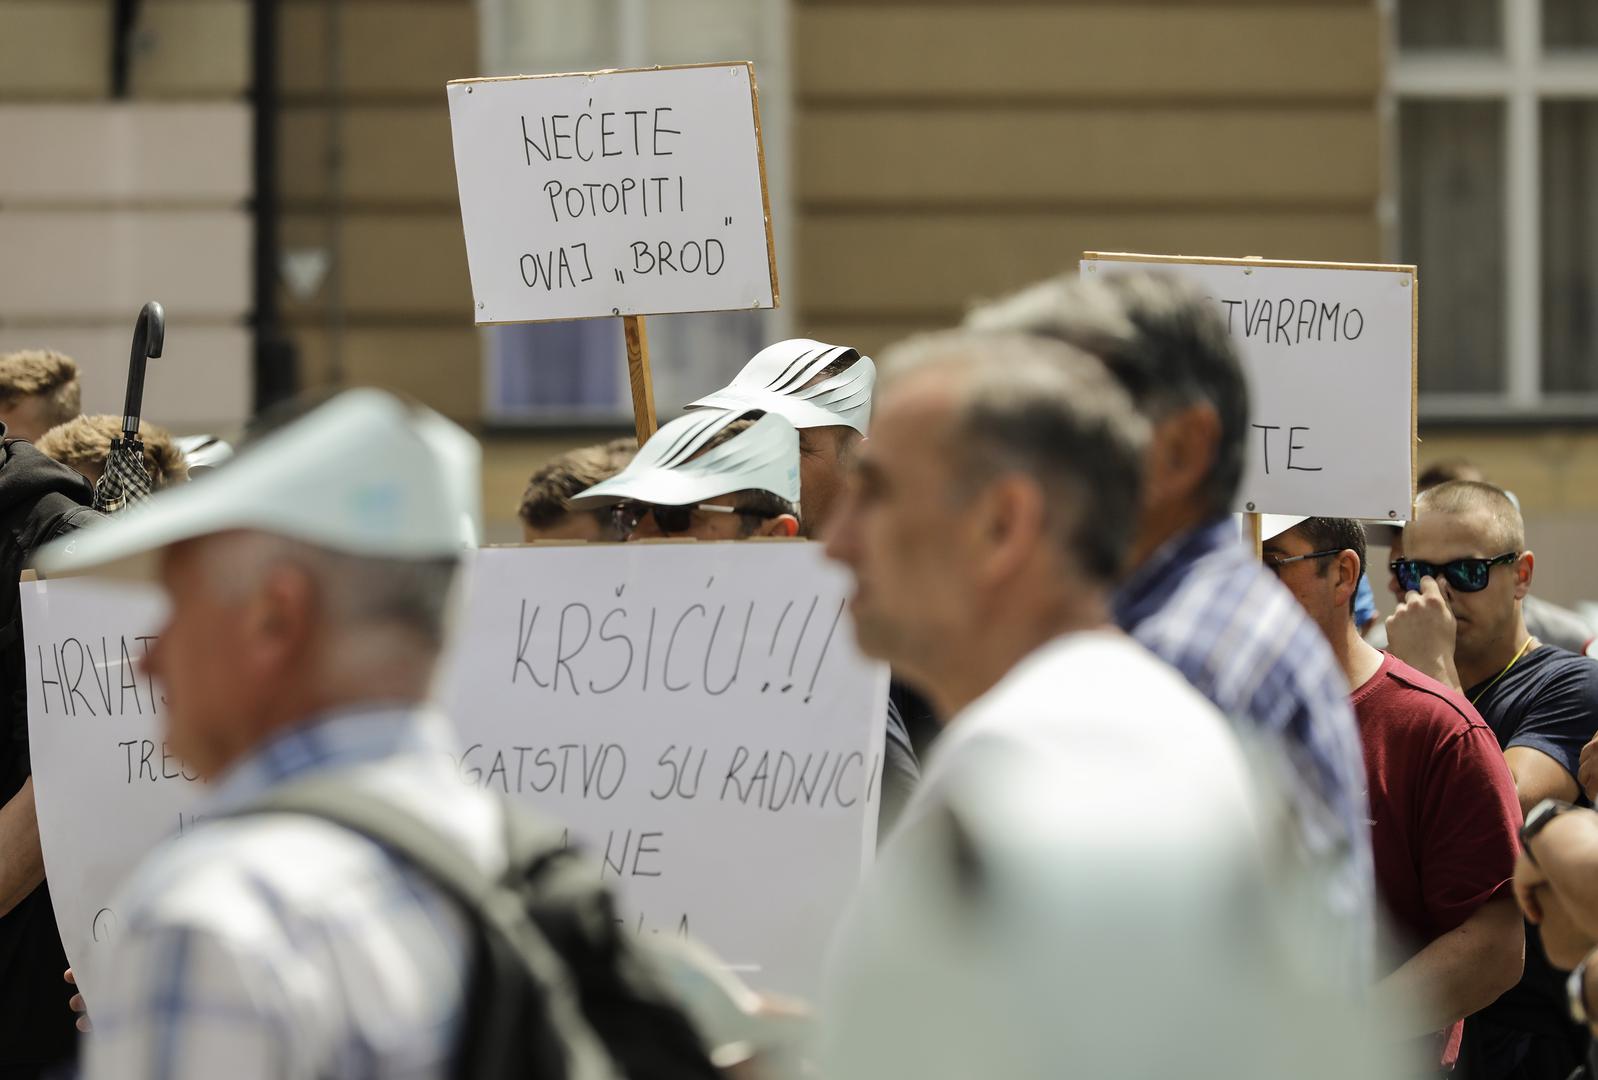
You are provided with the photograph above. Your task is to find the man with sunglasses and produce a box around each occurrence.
[570,408,920,833]
[1388,480,1598,1080]
[1263,515,1524,1075]
[571,411,802,541]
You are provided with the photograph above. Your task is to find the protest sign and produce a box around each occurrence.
[448,63,780,441]
[1081,253,1417,522]
[438,542,885,997]
[28,542,884,1006]
[21,578,191,999]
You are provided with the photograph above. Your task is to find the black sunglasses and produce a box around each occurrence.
[1264,549,1342,574]
[1390,552,1519,594]
[610,500,774,539]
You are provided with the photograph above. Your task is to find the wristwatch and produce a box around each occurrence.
[1570,949,1598,1025]
[1522,798,1577,865]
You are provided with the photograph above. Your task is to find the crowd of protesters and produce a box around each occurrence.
[4,266,1598,1080]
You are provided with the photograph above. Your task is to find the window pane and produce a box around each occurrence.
[1398,0,1501,50]
[1542,102,1598,393]
[1545,0,1598,49]
[1399,101,1506,394]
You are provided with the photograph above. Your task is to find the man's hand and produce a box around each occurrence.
[1386,577,1461,690]
[1578,733,1598,803]
[64,969,90,1033]
[1534,886,1597,970]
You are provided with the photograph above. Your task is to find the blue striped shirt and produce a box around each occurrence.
[1114,519,1375,980]
[84,706,503,1080]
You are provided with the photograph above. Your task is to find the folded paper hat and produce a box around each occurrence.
[37,389,481,577]
[687,338,875,434]
[569,409,800,511]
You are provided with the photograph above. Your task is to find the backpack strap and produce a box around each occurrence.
[239,779,620,1080]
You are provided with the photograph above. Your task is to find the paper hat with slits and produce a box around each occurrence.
[687,338,875,434]
[37,389,481,577]
[568,409,800,511]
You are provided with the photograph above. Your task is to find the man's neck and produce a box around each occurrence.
[1330,618,1386,694]
[1126,500,1211,574]
[1456,613,1533,691]
[930,591,1112,720]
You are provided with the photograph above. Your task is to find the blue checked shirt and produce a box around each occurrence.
[1114,519,1375,983]
[84,705,505,1080]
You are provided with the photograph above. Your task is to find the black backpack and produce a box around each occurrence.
[243,779,724,1080]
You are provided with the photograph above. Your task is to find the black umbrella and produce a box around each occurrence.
[93,301,164,515]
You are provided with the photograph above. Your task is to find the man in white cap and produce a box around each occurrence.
[688,339,872,537]
[37,390,587,1080]
[570,409,802,541]
[572,407,920,835]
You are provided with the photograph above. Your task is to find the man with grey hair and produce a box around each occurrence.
[967,271,1375,984]
[39,390,620,1080]
[823,330,1247,823]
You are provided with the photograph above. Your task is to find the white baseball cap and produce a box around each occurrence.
[37,389,481,577]
[687,338,875,434]
[1236,514,1309,544]
[568,409,800,511]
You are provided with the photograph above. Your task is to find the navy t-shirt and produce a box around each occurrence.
[1465,645,1598,1079]
[1470,645,1598,785]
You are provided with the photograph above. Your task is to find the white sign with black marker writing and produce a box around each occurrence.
[439,543,885,997]
[448,62,778,323]
[26,543,884,1007]
[21,578,194,1001]
[1081,254,1417,521]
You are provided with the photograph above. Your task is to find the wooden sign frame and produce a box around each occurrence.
[1083,251,1419,551]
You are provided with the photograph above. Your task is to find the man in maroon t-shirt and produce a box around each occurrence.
[1264,515,1524,1071]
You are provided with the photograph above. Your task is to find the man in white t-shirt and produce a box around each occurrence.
[823,329,1248,823]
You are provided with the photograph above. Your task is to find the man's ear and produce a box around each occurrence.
[972,474,1048,585]
[1335,550,1361,609]
[1516,550,1535,600]
[1146,403,1220,509]
[758,515,800,539]
[246,563,318,670]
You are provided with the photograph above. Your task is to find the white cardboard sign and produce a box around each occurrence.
[26,542,884,1005]
[1081,254,1417,521]
[448,63,778,324]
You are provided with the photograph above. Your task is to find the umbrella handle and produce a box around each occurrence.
[122,300,164,438]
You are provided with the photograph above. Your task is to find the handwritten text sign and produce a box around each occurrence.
[1081,254,1417,521]
[448,63,778,323]
[438,543,885,996]
[27,543,884,1005]
[21,578,195,999]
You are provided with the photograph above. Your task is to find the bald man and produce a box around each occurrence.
[1387,480,1598,1079]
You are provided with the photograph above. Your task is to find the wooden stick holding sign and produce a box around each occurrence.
[1081,252,1418,525]
[446,63,780,442]
[623,314,656,442]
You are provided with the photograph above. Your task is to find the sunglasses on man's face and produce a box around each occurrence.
[1389,552,1519,594]
[610,500,772,539]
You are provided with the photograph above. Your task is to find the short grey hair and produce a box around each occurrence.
[880,331,1150,583]
[208,532,461,651]
[968,271,1249,522]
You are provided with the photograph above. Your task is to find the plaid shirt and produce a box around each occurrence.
[1114,519,1375,981]
[84,706,504,1080]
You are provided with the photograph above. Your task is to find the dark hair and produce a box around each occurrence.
[1292,517,1368,615]
[1417,458,1485,492]
[519,437,636,528]
[1416,480,1525,552]
[967,271,1249,519]
[881,330,1149,584]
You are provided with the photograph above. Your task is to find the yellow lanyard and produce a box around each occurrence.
[1470,637,1537,707]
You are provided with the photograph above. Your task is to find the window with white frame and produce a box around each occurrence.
[475,0,793,424]
[1391,0,1598,413]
